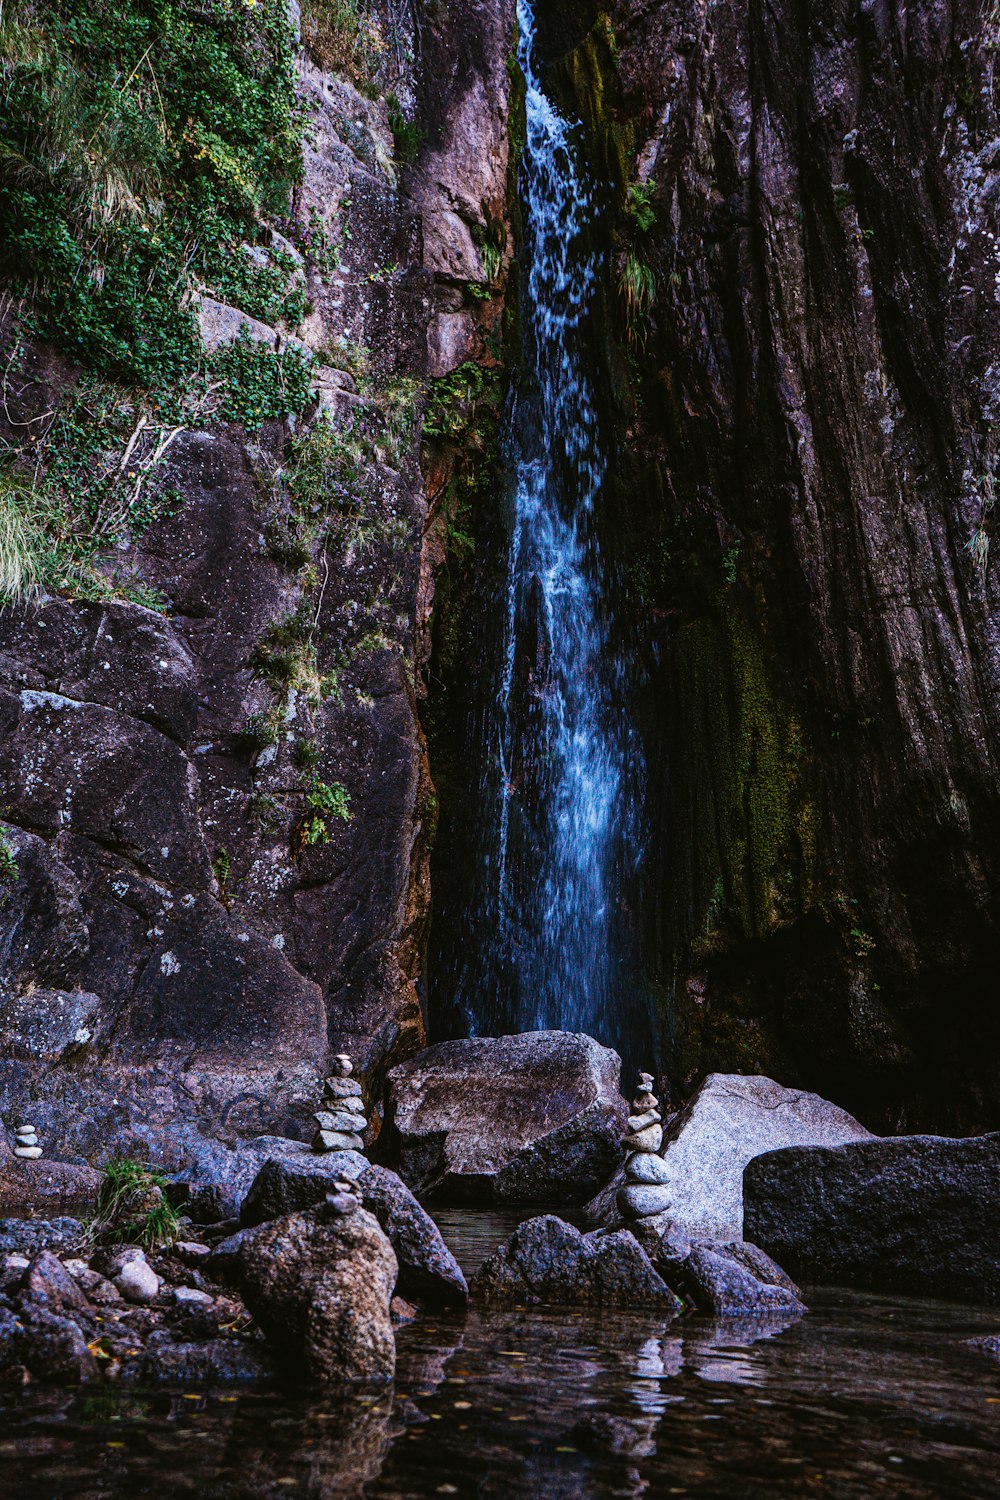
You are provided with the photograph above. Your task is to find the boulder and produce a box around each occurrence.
[683,1243,806,1318]
[382,1032,627,1204]
[23,1250,90,1313]
[472,1214,681,1312]
[234,1206,398,1385]
[172,1136,318,1223]
[18,1307,100,1383]
[239,1153,368,1225]
[0,1156,101,1215]
[648,1073,872,1241]
[744,1132,1000,1304]
[967,1335,1000,1362]
[240,1156,467,1308]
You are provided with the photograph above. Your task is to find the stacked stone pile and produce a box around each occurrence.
[313,1056,368,1155]
[13,1124,42,1160]
[617,1072,672,1222]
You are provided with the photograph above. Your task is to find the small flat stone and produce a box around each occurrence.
[14,1146,42,1159]
[15,1135,39,1147]
[315,1110,367,1135]
[637,1073,655,1090]
[172,1285,215,1308]
[15,1124,36,1135]
[618,1182,673,1219]
[322,1192,358,1217]
[313,1129,365,1153]
[174,1241,212,1265]
[632,1093,658,1113]
[338,1096,366,1115]
[627,1109,661,1133]
[624,1124,663,1154]
[323,1077,363,1099]
[625,1152,670,1185]
[328,1055,353,1078]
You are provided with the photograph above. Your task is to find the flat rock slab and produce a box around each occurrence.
[383,1031,627,1204]
[744,1132,1000,1304]
[653,1073,871,1241]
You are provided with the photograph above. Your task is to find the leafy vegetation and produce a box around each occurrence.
[301,0,385,84]
[91,1159,180,1250]
[0,825,19,906]
[619,248,656,339]
[0,0,314,604]
[302,776,351,845]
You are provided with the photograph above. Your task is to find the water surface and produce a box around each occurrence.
[2,1211,998,1497]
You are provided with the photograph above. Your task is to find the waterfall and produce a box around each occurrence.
[434,0,646,1059]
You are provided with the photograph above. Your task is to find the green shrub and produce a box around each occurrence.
[92,1159,180,1249]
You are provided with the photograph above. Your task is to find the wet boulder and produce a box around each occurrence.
[744,1132,1000,1304]
[683,1243,805,1318]
[18,1307,100,1383]
[358,1164,468,1309]
[647,1073,872,1242]
[240,1157,467,1308]
[239,1152,368,1226]
[0,1218,84,1259]
[473,1214,681,1312]
[382,1031,627,1204]
[233,1205,398,1385]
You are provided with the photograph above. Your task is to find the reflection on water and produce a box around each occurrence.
[1,1212,999,1496]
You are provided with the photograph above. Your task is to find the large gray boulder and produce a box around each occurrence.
[234,1205,398,1385]
[744,1132,1000,1304]
[473,1214,681,1312]
[644,1073,872,1242]
[382,1032,627,1204]
[240,1157,467,1308]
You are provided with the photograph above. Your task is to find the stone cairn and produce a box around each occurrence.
[617,1071,672,1223]
[12,1123,42,1161]
[312,1054,368,1156]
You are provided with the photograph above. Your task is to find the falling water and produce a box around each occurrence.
[437,0,645,1055]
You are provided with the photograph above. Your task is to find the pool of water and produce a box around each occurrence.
[1,1212,999,1497]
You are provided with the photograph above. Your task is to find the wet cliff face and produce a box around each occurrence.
[605,0,1000,1129]
[0,0,514,1165]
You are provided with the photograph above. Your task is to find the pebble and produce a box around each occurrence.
[327,1055,353,1079]
[624,1122,663,1154]
[625,1152,671,1186]
[618,1182,673,1219]
[322,1191,359,1217]
[172,1285,215,1308]
[116,1257,160,1306]
[315,1109,366,1135]
[323,1077,363,1100]
[627,1108,661,1132]
[13,1145,42,1159]
[313,1129,365,1153]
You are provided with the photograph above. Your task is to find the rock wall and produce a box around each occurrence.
[0,0,515,1167]
[604,0,1000,1129]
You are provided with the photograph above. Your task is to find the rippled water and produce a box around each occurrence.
[2,1212,999,1498]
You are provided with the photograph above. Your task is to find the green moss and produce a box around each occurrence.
[676,599,818,954]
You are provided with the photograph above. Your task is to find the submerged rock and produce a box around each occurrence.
[647,1073,872,1242]
[473,1214,681,1312]
[744,1132,1000,1304]
[382,1031,627,1204]
[234,1206,398,1385]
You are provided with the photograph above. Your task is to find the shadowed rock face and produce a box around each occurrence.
[380,1031,628,1203]
[0,0,517,1163]
[744,1131,1000,1304]
[595,0,1000,1128]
